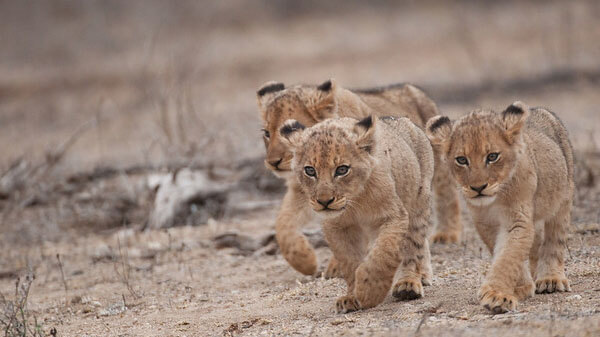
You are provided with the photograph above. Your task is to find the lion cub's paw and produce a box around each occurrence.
[286,246,318,276]
[478,285,518,314]
[392,278,423,301]
[421,274,432,287]
[324,257,343,279]
[514,281,535,300]
[431,231,460,244]
[535,277,571,294]
[335,295,361,314]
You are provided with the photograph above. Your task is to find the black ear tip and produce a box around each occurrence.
[280,120,306,136]
[503,104,525,116]
[257,82,285,97]
[356,115,373,129]
[317,80,332,91]
[428,116,450,132]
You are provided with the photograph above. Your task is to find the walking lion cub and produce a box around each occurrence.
[426,101,573,313]
[279,115,434,312]
[257,79,461,277]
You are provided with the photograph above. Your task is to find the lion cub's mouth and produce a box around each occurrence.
[318,207,346,212]
[313,207,346,218]
[466,194,496,206]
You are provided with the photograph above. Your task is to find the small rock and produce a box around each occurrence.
[92,244,115,262]
[148,241,163,250]
[99,302,126,316]
[567,294,582,300]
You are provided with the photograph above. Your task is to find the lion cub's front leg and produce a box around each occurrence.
[275,187,317,276]
[324,218,405,313]
[477,212,535,314]
[322,223,366,313]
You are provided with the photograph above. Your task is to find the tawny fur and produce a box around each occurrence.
[426,101,574,314]
[257,79,460,277]
[280,116,434,313]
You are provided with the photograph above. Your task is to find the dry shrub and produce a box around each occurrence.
[0,273,49,337]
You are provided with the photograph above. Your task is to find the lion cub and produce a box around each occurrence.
[280,115,434,313]
[426,101,573,314]
[257,79,460,278]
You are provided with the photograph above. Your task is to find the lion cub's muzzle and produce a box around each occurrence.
[264,158,293,178]
[310,196,347,213]
[462,182,499,206]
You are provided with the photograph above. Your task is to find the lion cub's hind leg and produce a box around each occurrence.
[431,152,462,244]
[420,239,433,286]
[324,256,344,279]
[534,203,572,294]
[393,208,431,300]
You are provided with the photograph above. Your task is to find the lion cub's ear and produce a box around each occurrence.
[257,81,285,109]
[353,115,377,154]
[425,115,452,146]
[308,78,338,120]
[279,119,306,149]
[501,101,530,144]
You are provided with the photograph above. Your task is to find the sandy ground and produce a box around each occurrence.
[1,205,598,336]
[1,1,600,336]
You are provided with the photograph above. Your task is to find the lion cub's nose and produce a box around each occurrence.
[268,158,282,169]
[317,197,335,208]
[470,184,488,194]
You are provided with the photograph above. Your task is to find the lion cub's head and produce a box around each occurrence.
[279,116,377,217]
[256,79,339,178]
[426,101,530,207]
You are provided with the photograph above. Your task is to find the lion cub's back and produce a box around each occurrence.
[524,108,574,218]
[525,108,574,185]
[379,116,434,191]
[354,84,439,127]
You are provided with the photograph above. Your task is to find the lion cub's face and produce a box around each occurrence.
[279,116,376,217]
[426,102,529,207]
[256,80,338,178]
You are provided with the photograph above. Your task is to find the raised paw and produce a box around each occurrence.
[324,257,343,279]
[392,278,423,301]
[335,295,361,314]
[478,285,518,314]
[535,277,571,294]
[431,231,460,244]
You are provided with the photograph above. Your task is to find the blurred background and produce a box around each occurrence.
[1,0,599,243]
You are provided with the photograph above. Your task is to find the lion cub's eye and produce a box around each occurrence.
[486,152,500,163]
[304,166,316,177]
[455,156,469,166]
[262,129,270,139]
[334,165,350,177]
